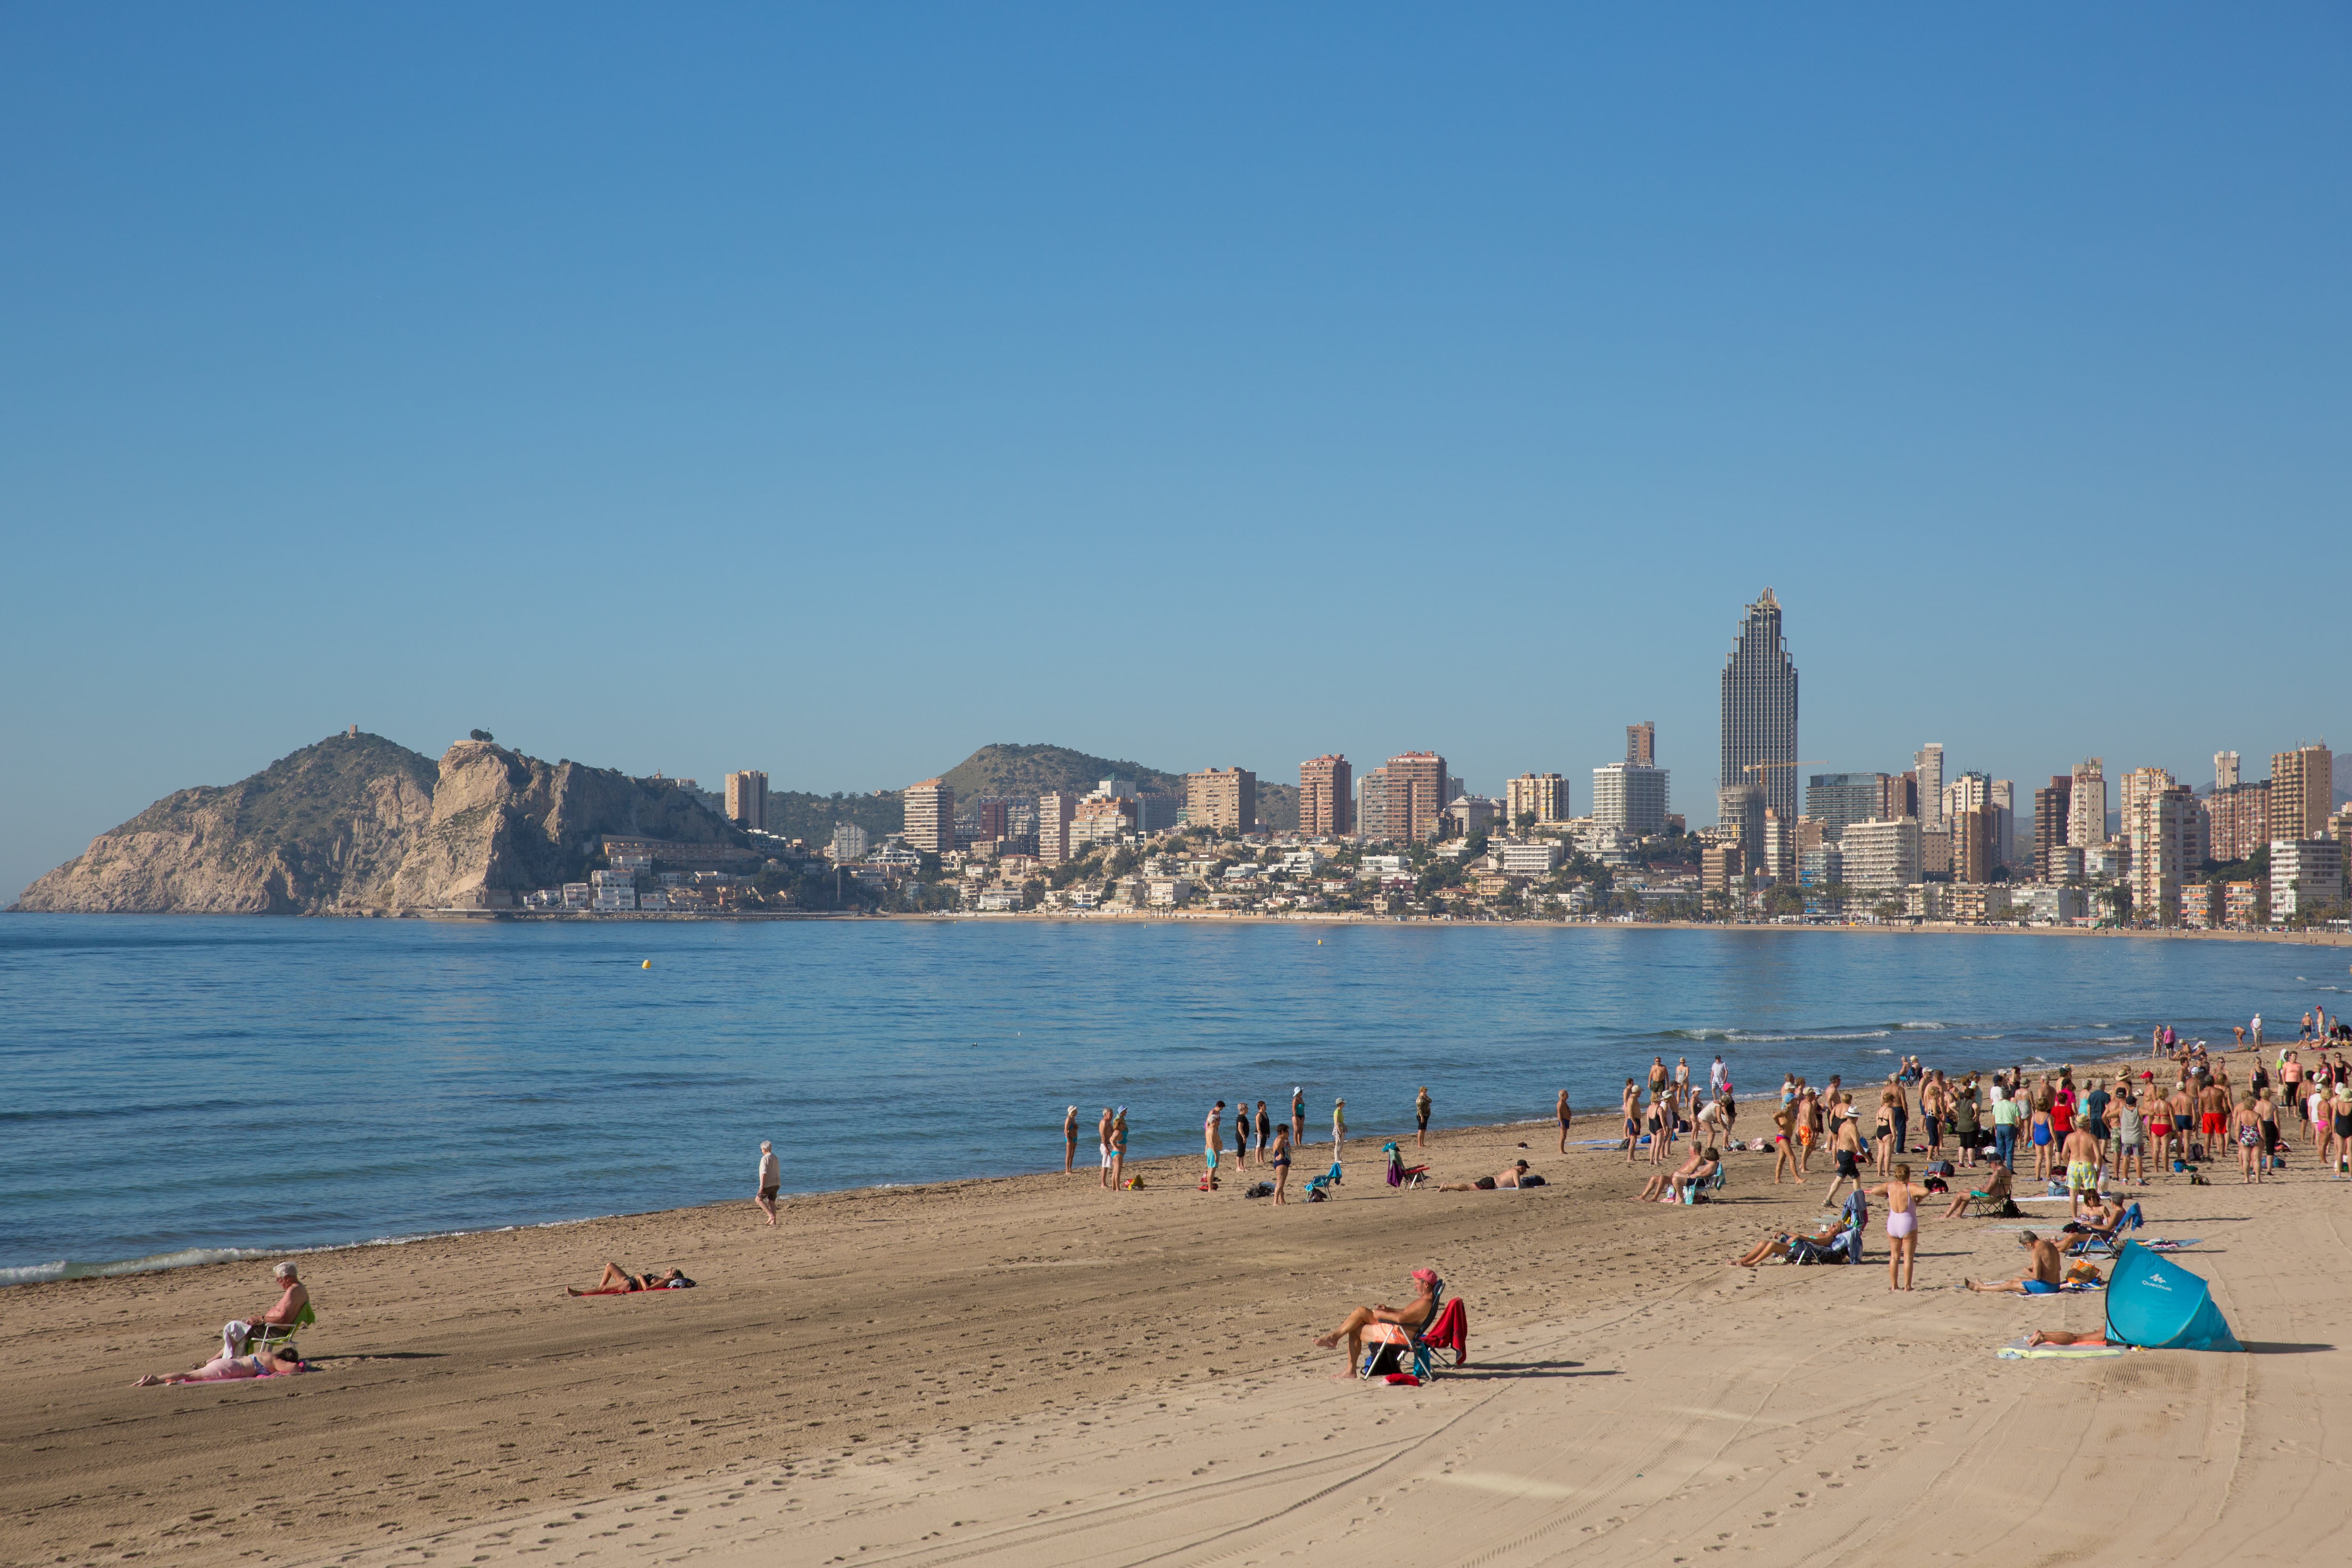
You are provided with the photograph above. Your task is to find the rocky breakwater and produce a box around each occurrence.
[13,734,747,914]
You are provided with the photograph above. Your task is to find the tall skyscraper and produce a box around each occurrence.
[2119,767,2174,834]
[1626,722,1656,767]
[1037,792,1078,863]
[1720,589,1799,825]
[902,779,955,856]
[1989,779,2015,870]
[1804,774,1885,836]
[2214,751,2240,791]
[2068,759,2107,848]
[2271,744,2335,843]
[1914,744,1946,832]
[1506,772,1570,827]
[1184,768,1257,832]
[2033,776,2071,881]
[1359,766,1391,841]
[1594,761,1669,837]
[1384,752,1449,842]
[724,770,769,831]
[2127,783,2198,926]
[1298,754,1353,836]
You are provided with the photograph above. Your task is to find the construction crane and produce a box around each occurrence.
[1740,760,1827,783]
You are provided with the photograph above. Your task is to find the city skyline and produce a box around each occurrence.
[3,10,2346,901]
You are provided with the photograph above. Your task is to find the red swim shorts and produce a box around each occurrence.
[2200,1112,2225,1135]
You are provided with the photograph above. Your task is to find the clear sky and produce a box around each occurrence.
[3,6,2346,899]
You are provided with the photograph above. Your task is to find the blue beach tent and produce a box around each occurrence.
[2104,1241,2242,1352]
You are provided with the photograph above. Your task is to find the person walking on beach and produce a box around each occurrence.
[1063,1107,1080,1174]
[1098,1107,1116,1190]
[1269,1123,1293,1203]
[1415,1085,1432,1148]
[1871,1164,1923,1292]
[1772,1098,1801,1185]
[756,1141,781,1226]
[1557,1088,1573,1153]
[1255,1100,1272,1168]
[1332,1097,1348,1163]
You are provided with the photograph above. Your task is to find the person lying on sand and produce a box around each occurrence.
[2023,1329,2110,1347]
[569,1262,693,1295]
[1939,1164,2011,1220]
[134,1346,306,1386]
[1312,1267,1439,1375]
[1964,1232,2064,1294]
[1635,1148,1719,1202]
[1441,1161,1532,1191]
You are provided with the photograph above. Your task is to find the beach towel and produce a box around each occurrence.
[1996,1337,2128,1360]
[1422,1297,1469,1367]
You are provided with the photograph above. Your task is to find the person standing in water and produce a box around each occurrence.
[1063,1106,1080,1174]
[1557,1089,1573,1153]
[1415,1085,1432,1148]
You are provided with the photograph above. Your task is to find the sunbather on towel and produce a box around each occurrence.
[2024,1329,2110,1347]
[569,1261,692,1295]
[1312,1267,1439,1375]
[1965,1231,2065,1294]
[134,1346,305,1386]
[1441,1161,1531,1191]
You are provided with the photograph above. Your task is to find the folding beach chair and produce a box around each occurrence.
[1358,1280,1446,1380]
[1304,1161,1344,1200]
[242,1303,316,1358]
[1383,1142,1429,1189]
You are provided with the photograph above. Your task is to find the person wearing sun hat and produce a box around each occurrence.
[1311,1267,1441,1375]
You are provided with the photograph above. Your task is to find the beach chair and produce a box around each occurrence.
[1358,1280,1446,1380]
[244,1303,316,1357]
[1383,1142,1429,1189]
[1304,1161,1344,1200]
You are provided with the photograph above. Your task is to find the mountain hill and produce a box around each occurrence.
[14,734,745,914]
[931,743,1299,830]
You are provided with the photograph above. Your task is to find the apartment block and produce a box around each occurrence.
[2068,759,2107,848]
[2271,744,2335,843]
[2045,845,2085,881]
[1298,754,1354,836]
[1184,768,1258,832]
[2224,881,2265,928]
[830,822,868,862]
[1954,804,1998,885]
[902,778,955,856]
[1037,792,1079,864]
[1505,772,1571,827]
[2125,783,2197,926]
[1841,818,1922,892]
[1881,772,1919,822]
[1375,752,1448,842]
[2203,781,2270,863]
[2215,751,2240,790]
[2033,776,2071,881]
[1762,810,1796,885]
[1942,885,2012,925]
[2177,881,2222,929]
[2270,837,2345,922]
[1593,762,1669,837]
[1071,792,1139,849]
[1915,744,1946,830]
[724,770,769,831]
[1716,784,1765,872]
[1702,842,1744,899]
[589,868,636,912]
[1627,722,1656,767]
[1499,840,1564,874]
[1804,773,1883,836]
[2018,885,2086,925]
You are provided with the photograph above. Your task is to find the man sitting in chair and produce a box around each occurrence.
[1635,1147,1720,1202]
[1312,1267,1440,1375]
[1939,1163,2012,1220]
[225,1261,310,1356]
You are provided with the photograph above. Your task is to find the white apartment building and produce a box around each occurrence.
[2270,839,2346,922]
[1841,818,1922,892]
[1499,839,1564,874]
[2018,885,2088,925]
[561,882,592,910]
[2068,759,2107,849]
[590,868,636,912]
[2125,783,2197,926]
[1505,772,1571,827]
[830,822,869,862]
[1592,762,1669,837]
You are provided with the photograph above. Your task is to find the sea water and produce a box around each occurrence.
[3,914,2338,1281]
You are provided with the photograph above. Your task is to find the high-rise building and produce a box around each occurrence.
[724,770,769,831]
[1955,805,1998,885]
[2269,836,2344,922]
[1842,818,1923,892]
[1184,768,1258,832]
[2215,751,2240,791]
[1882,771,1919,822]
[1762,810,1796,884]
[2033,776,2072,881]
[1989,780,2015,870]
[1505,772,1571,828]
[1626,722,1656,767]
[1915,744,1946,832]
[829,822,868,862]
[1359,767,1391,841]
[902,778,955,856]
[2203,782,2270,863]
[972,799,1012,842]
[1072,792,1138,849]
[1382,752,1449,843]
[2271,744,2335,843]
[1298,754,1354,836]
[1804,774,1885,837]
[1037,792,1079,864]
[1593,762,1669,837]
[2119,766,2173,834]
[2068,759,2107,848]
[2126,783,2197,926]
[1716,784,1765,873]
[1720,589,1799,824]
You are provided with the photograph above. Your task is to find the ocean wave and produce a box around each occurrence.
[1896,1021,1949,1030]
[1,1213,617,1290]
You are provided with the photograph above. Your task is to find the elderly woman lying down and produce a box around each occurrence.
[134,1346,307,1386]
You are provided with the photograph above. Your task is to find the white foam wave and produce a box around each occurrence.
[1896,1021,1949,1030]
[3,1213,618,1289]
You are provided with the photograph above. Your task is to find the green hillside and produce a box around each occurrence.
[763,790,904,849]
[936,743,1183,800]
[121,731,441,857]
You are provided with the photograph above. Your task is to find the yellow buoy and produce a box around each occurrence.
[642,959,652,969]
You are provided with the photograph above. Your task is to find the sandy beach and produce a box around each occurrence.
[7,1048,2348,1568]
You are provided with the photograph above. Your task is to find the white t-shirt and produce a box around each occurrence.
[757,1150,780,1188]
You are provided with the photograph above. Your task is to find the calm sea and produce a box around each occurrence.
[4,914,2341,1282]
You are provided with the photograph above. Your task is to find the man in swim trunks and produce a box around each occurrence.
[2060,1121,2103,1218]
[1441,1159,1533,1191]
[1205,1101,1228,1182]
[1311,1267,1440,1374]
[1965,1232,2065,1294]
[1823,1111,1866,1205]
[757,1140,782,1223]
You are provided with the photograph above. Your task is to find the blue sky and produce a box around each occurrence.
[3,6,2346,898]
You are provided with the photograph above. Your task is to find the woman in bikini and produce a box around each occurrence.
[569,1262,690,1295]
[2145,1091,2175,1173]
[1269,1123,1293,1204]
[1868,1164,1923,1291]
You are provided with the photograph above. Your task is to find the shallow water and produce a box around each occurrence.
[2,914,2332,1280]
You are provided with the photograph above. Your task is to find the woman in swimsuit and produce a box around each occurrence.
[1255,1101,1272,1168]
[1269,1124,1293,1204]
[569,1262,688,1295]
[1872,1092,1896,1178]
[2330,1089,2352,1175]
[134,1345,306,1386]
[2029,1103,2055,1181]
[1869,1164,1923,1292]
[2232,1093,2266,1185]
[1110,1109,1128,1190]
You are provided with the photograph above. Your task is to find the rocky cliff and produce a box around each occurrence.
[12,734,747,915]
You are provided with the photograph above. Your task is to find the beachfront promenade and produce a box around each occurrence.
[4,1051,2345,1568]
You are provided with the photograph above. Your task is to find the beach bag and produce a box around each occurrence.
[1927,1161,1954,1178]
[1360,1338,1406,1376]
